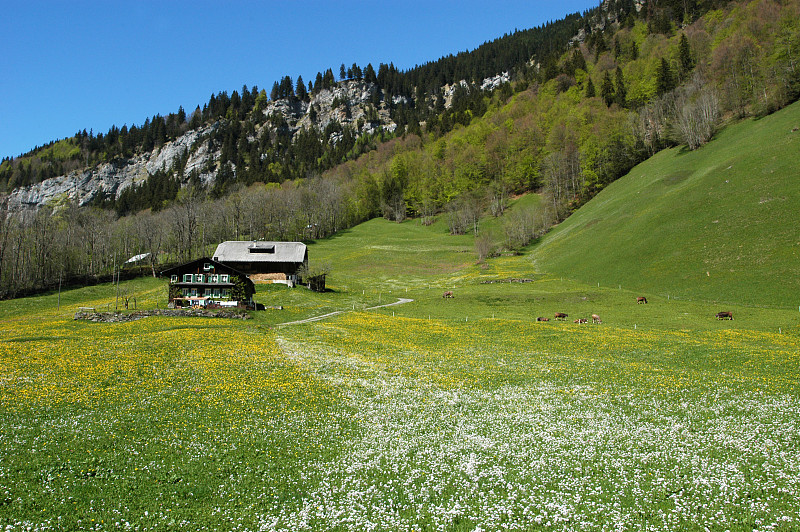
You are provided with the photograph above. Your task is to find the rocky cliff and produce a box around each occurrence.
[6,124,218,214]
[6,72,511,215]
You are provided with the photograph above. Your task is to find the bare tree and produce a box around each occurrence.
[631,94,672,155]
[28,207,58,288]
[416,197,437,226]
[223,187,246,240]
[134,212,166,276]
[488,179,510,217]
[502,202,553,251]
[0,197,11,291]
[475,232,494,262]
[170,187,200,262]
[542,143,581,220]
[447,193,482,235]
[671,74,720,150]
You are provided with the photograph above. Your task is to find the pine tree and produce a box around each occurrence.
[586,77,596,98]
[601,71,615,106]
[364,63,377,84]
[614,66,627,107]
[571,48,586,73]
[313,72,323,93]
[655,58,675,96]
[678,34,694,79]
[630,40,639,60]
[296,75,308,101]
[323,68,335,88]
[594,33,607,61]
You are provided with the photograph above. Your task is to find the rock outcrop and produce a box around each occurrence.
[7,123,218,214]
[263,80,393,137]
[7,73,519,215]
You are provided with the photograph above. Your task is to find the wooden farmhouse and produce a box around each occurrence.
[161,258,255,309]
[212,241,308,286]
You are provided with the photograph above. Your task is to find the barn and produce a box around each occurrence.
[212,241,308,286]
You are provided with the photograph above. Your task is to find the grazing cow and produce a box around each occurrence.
[536,317,550,322]
[592,314,602,324]
[637,296,648,304]
[443,291,454,298]
[574,318,588,324]
[554,312,568,321]
[715,311,734,320]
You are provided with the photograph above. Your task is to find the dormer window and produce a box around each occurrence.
[248,243,275,253]
[203,263,213,271]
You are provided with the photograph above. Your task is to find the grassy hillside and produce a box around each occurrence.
[531,99,800,308]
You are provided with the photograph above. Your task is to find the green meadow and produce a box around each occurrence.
[533,100,800,308]
[2,104,800,530]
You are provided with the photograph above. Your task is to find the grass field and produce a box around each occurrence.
[2,108,800,530]
[533,99,800,308]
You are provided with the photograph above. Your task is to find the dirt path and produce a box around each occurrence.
[274,298,414,327]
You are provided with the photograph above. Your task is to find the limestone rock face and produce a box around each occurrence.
[7,123,218,214]
[263,80,393,140]
[481,72,510,91]
[6,72,531,215]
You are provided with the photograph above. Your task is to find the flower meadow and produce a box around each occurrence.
[1,299,800,530]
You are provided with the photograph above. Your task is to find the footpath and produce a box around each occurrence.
[274,298,413,327]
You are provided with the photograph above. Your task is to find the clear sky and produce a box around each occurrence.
[0,0,599,160]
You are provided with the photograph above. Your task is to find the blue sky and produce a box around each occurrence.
[1,1,598,160]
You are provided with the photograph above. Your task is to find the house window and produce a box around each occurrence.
[181,288,189,296]
[195,274,204,283]
[221,289,229,298]
[183,274,192,283]
[203,263,212,271]
[213,288,220,298]
[220,274,229,283]
[191,288,197,297]
[171,275,178,283]
[211,274,218,283]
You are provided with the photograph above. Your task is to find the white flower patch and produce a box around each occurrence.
[264,338,800,531]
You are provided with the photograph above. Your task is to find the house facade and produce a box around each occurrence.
[212,241,308,285]
[161,258,255,308]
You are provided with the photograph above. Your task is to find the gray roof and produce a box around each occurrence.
[212,241,307,264]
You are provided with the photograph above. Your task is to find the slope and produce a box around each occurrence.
[531,99,800,308]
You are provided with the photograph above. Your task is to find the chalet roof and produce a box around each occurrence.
[212,241,307,264]
[160,257,250,280]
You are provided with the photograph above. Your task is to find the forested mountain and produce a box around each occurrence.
[1,0,798,297]
[0,6,592,196]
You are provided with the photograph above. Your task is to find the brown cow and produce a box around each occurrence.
[536,317,550,322]
[715,311,733,320]
[637,297,647,304]
[574,318,588,324]
[443,291,454,298]
[592,314,602,324]
[554,312,568,321]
